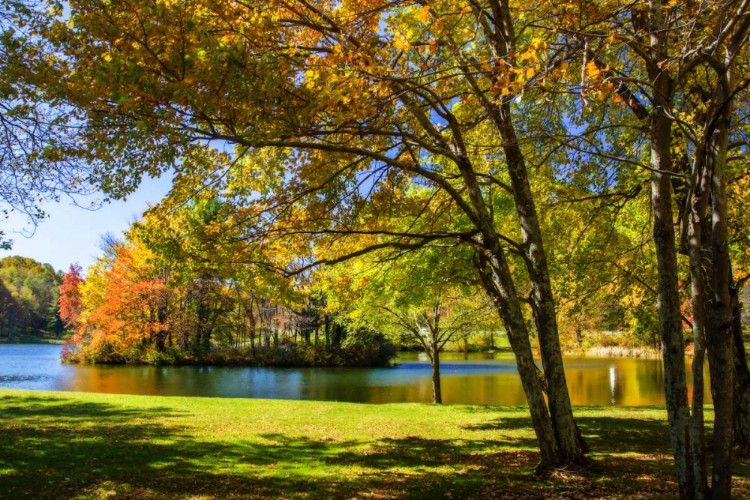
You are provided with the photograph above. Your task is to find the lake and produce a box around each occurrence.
[0,344,705,406]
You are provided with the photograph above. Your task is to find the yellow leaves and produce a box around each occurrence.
[518,48,538,64]
[585,60,601,79]
[305,68,321,89]
[530,37,547,51]
[393,32,410,51]
[516,38,547,82]
[677,110,698,125]
[549,61,570,79]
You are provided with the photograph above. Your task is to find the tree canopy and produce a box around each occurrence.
[0,255,63,339]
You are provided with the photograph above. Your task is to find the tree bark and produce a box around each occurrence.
[478,250,561,468]
[706,95,734,500]
[731,280,750,449]
[687,170,710,500]
[732,283,750,450]
[642,2,694,495]
[423,0,584,467]
[650,106,694,498]
[431,346,442,404]
[499,100,586,463]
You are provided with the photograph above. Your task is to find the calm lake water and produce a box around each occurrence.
[0,344,707,406]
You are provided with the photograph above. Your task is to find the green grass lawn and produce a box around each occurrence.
[0,389,748,499]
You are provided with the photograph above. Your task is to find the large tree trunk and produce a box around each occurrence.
[450,0,583,466]
[687,172,710,500]
[650,107,694,498]
[643,2,694,494]
[706,93,735,500]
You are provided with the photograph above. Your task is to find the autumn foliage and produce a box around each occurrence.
[6,0,750,493]
[61,209,395,366]
[58,264,84,330]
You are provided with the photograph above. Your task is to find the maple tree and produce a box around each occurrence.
[64,206,396,367]
[58,263,84,329]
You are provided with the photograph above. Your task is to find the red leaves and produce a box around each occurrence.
[59,264,84,328]
[86,247,170,352]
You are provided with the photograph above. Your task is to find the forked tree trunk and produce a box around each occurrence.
[478,250,561,468]
[447,0,584,467]
[497,100,586,463]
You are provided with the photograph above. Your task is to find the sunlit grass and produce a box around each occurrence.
[0,389,747,499]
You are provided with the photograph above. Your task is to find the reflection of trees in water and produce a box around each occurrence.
[6,346,716,406]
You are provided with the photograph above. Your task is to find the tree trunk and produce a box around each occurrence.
[458,1,585,464]
[478,250,561,469]
[325,314,330,349]
[731,282,750,449]
[706,95,734,500]
[490,98,586,463]
[687,170,710,499]
[650,107,694,498]
[431,346,442,404]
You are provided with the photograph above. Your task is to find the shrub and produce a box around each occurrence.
[340,329,397,367]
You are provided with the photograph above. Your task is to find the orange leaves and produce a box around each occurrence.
[417,6,431,23]
[585,60,603,80]
[78,244,171,355]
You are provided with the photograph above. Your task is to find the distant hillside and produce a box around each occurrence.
[0,256,64,341]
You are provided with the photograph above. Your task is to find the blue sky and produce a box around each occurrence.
[0,174,173,273]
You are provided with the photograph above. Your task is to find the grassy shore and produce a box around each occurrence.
[1,390,748,499]
[0,335,64,345]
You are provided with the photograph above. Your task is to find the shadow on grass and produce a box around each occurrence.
[460,406,750,498]
[1,396,748,499]
[462,407,675,453]
[0,395,506,500]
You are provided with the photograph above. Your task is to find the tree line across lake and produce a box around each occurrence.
[4,0,750,497]
[0,256,64,341]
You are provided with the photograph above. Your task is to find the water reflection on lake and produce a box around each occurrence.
[0,344,709,406]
